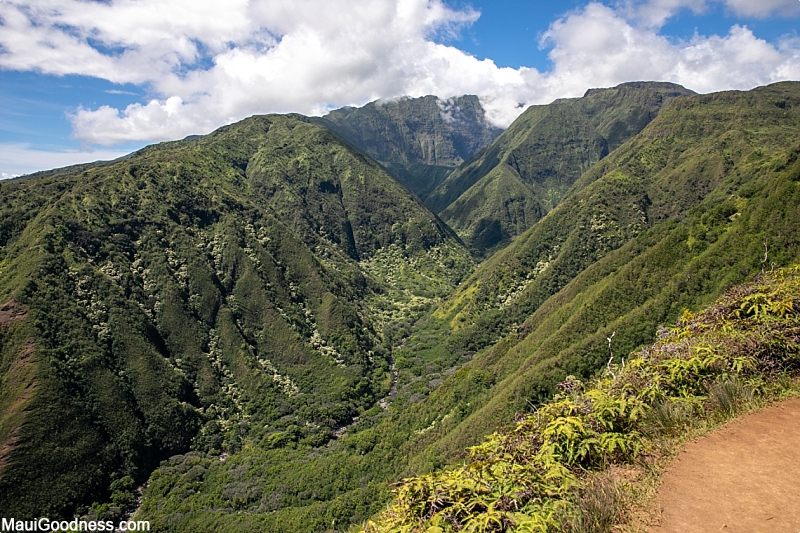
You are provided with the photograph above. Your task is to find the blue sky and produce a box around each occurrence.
[456,1,800,69]
[0,0,798,178]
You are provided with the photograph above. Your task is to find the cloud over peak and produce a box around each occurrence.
[1,0,798,145]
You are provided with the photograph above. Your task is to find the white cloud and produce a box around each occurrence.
[0,0,799,145]
[621,0,800,27]
[723,0,800,18]
[536,3,800,97]
[621,0,711,29]
[476,3,800,125]
[0,143,132,177]
[71,97,204,145]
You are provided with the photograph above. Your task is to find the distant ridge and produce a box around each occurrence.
[399,82,800,471]
[427,81,695,255]
[321,94,502,201]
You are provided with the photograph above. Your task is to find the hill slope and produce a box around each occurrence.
[365,264,800,532]
[131,82,800,533]
[0,114,472,519]
[428,82,695,255]
[321,95,503,201]
[385,81,800,473]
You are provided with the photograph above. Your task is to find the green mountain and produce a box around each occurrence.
[127,82,800,533]
[321,95,503,201]
[385,81,800,469]
[3,81,800,533]
[427,82,695,255]
[0,114,472,519]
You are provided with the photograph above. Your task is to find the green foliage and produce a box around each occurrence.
[321,95,502,201]
[395,82,800,454]
[430,82,694,254]
[364,265,800,532]
[561,476,624,533]
[0,114,471,520]
[3,82,800,533]
[139,81,800,532]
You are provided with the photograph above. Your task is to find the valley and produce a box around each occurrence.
[1,81,799,532]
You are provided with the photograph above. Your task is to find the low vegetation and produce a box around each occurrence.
[362,265,800,532]
[2,82,800,532]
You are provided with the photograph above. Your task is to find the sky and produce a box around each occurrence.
[0,0,799,178]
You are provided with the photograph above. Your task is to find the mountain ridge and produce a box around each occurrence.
[388,81,800,471]
[2,82,799,533]
[428,81,695,255]
[0,112,473,519]
[320,94,503,202]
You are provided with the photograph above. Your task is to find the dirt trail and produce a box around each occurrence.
[649,397,800,533]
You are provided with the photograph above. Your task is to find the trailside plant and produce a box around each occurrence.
[362,265,800,532]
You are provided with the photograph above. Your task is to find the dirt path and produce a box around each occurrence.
[649,397,800,533]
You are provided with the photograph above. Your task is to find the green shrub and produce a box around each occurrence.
[363,265,800,532]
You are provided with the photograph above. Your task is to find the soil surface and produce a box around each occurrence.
[649,397,800,533]
[0,298,27,326]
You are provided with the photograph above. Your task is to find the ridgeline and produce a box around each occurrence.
[1,82,799,532]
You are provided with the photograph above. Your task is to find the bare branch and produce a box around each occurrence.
[606,332,616,380]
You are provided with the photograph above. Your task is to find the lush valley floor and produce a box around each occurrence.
[1,82,799,532]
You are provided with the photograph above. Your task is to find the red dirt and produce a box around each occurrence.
[0,426,21,474]
[0,341,36,476]
[0,298,27,326]
[649,397,800,533]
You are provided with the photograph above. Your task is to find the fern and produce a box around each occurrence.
[363,265,800,532]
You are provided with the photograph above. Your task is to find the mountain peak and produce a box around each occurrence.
[429,80,696,255]
[320,94,502,200]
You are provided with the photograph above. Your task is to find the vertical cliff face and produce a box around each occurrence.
[428,82,696,256]
[320,95,503,201]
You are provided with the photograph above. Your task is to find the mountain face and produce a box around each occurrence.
[3,82,800,533]
[321,95,503,201]
[124,82,800,533]
[389,81,800,468]
[0,114,472,519]
[427,82,695,255]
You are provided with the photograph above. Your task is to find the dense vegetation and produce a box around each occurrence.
[382,82,800,472]
[322,95,502,201]
[0,114,472,520]
[363,264,800,531]
[427,82,695,255]
[1,81,799,533]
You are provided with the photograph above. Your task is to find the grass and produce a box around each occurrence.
[563,474,625,533]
